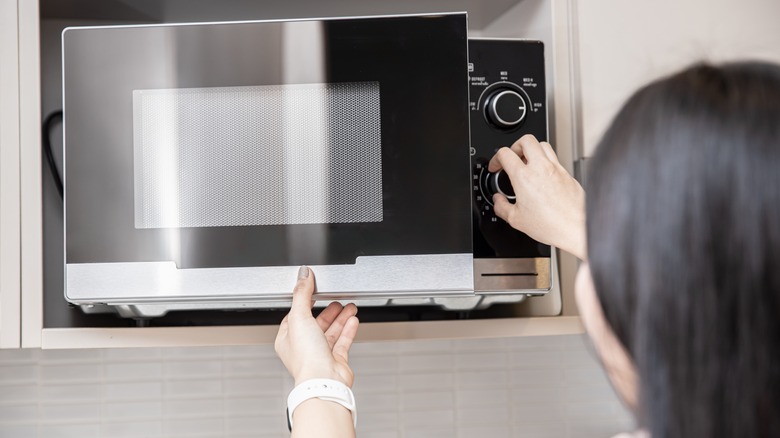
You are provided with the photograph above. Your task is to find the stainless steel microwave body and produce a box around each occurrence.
[63,13,475,308]
[62,14,553,316]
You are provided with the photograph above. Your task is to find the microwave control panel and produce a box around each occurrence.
[468,39,551,294]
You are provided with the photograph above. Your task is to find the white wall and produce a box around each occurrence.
[0,336,633,437]
[576,0,780,156]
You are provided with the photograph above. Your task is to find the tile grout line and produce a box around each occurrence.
[395,345,403,438]
[99,348,105,437]
[222,346,227,437]
[36,350,41,438]
[162,347,169,437]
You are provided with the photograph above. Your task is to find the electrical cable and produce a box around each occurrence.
[42,110,64,199]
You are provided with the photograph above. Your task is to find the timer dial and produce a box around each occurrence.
[488,170,515,200]
[478,166,516,205]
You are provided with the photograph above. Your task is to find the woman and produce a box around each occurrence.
[274,61,780,437]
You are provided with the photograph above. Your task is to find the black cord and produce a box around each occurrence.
[42,110,64,198]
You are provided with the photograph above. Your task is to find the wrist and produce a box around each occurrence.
[294,367,347,387]
[571,217,587,261]
[559,207,586,261]
[562,226,586,261]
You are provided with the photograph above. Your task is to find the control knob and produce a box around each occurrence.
[484,89,527,130]
[484,169,515,202]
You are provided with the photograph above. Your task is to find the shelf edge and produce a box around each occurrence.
[40,316,583,349]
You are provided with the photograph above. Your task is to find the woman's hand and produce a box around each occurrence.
[275,266,360,387]
[489,134,587,260]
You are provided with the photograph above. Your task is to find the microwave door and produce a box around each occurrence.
[62,14,473,306]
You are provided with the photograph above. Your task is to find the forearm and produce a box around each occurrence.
[556,216,587,261]
[291,398,356,438]
[533,189,586,261]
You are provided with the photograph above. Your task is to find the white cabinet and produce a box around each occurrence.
[11,0,584,349]
[0,0,22,349]
[1,0,42,349]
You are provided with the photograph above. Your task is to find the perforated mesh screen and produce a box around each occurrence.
[132,82,382,229]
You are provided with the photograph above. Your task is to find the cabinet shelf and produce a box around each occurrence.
[41,0,522,29]
[2,0,583,348]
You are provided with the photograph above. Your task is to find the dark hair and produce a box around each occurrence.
[586,62,780,438]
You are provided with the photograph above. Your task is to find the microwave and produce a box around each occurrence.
[62,13,552,318]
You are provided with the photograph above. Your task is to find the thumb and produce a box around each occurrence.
[492,194,516,225]
[290,266,316,316]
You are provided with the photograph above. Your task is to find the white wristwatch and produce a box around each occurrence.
[287,378,357,431]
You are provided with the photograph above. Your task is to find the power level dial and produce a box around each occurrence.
[484,89,527,130]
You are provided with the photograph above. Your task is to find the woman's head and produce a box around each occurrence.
[579,62,780,437]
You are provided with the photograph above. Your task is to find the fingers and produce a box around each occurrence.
[488,146,524,174]
[488,134,551,173]
[332,315,360,364]
[514,134,548,163]
[539,141,559,163]
[274,315,290,355]
[492,193,517,226]
[323,304,358,349]
[315,302,344,332]
[290,266,316,317]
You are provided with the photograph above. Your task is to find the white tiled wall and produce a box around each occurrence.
[0,335,632,437]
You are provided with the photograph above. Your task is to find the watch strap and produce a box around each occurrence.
[287,378,357,430]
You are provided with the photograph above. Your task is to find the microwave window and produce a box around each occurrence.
[63,14,471,269]
[132,81,383,229]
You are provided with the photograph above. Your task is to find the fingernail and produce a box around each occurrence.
[492,194,499,203]
[297,266,309,280]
